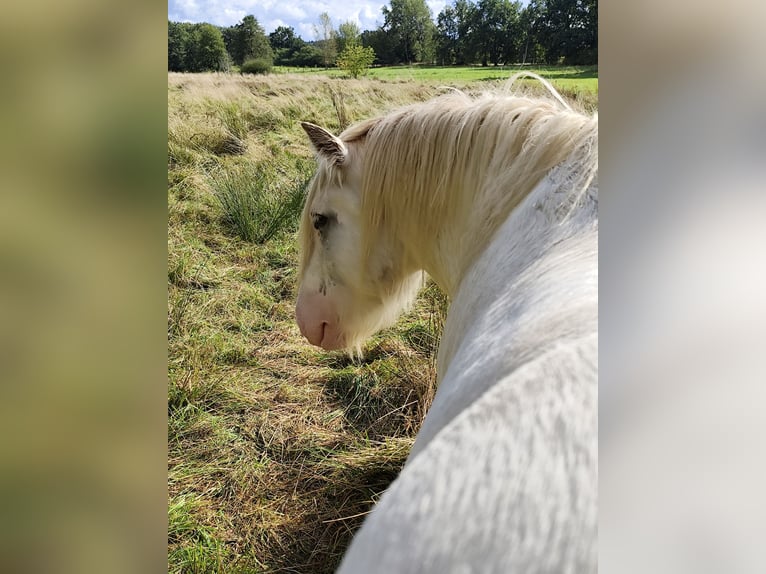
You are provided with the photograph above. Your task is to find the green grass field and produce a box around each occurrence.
[274,64,598,94]
[168,68,597,573]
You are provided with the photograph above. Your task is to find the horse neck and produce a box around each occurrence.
[430,164,598,386]
[415,159,598,299]
[392,173,504,297]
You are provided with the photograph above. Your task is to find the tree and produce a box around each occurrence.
[269,25,298,50]
[337,44,376,78]
[313,12,337,68]
[187,23,230,72]
[519,0,546,64]
[269,26,307,65]
[431,0,598,67]
[221,25,238,63]
[292,44,324,67]
[535,0,597,65]
[453,0,476,65]
[580,0,597,64]
[337,20,362,54]
[360,29,397,65]
[435,7,459,65]
[469,0,521,66]
[229,15,272,66]
[168,21,191,72]
[381,0,435,64]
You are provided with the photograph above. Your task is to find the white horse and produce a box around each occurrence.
[295,79,598,573]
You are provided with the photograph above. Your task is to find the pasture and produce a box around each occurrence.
[274,64,599,95]
[168,68,597,573]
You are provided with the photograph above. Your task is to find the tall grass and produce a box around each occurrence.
[168,72,596,574]
[211,163,310,244]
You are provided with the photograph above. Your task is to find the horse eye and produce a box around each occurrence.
[313,213,329,230]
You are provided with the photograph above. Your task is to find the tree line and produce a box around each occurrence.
[167,0,596,73]
[367,0,596,66]
[169,16,276,72]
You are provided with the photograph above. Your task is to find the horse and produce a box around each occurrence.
[295,76,598,573]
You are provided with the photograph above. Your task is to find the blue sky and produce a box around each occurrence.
[168,0,448,40]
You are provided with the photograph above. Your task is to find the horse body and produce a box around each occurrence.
[295,86,598,573]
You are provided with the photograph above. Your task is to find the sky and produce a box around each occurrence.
[168,0,448,40]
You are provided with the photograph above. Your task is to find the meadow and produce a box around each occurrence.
[168,67,597,573]
[273,64,599,95]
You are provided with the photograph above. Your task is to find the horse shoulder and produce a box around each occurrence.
[415,225,598,459]
[336,334,598,574]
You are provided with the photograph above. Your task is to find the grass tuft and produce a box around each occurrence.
[168,493,232,573]
[211,163,309,244]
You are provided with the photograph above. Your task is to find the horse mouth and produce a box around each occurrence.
[319,323,345,350]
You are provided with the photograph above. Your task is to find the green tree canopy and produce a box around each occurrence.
[434,7,458,65]
[269,26,301,50]
[167,0,596,71]
[268,25,308,66]
[381,0,435,64]
[337,44,376,78]
[360,29,396,65]
[229,15,273,66]
[337,20,362,53]
[549,0,596,64]
[168,21,191,72]
[468,0,521,66]
[186,23,230,72]
[313,12,337,68]
[518,0,546,64]
[291,44,324,67]
[525,0,597,64]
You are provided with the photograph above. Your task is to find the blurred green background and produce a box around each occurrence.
[0,2,167,572]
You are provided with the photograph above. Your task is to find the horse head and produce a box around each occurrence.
[295,121,422,355]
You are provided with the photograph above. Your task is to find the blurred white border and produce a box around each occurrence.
[601,0,766,571]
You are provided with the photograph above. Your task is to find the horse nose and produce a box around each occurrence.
[295,291,332,347]
[295,302,313,342]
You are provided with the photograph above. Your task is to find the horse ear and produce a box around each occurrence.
[301,122,347,166]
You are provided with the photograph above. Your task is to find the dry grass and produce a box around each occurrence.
[168,71,595,573]
[168,73,447,573]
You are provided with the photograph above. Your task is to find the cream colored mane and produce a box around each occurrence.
[301,84,598,293]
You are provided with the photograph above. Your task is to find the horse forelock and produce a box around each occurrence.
[298,157,341,282]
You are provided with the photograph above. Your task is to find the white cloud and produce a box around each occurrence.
[426,0,447,17]
[266,19,287,31]
[222,8,247,23]
[281,5,308,19]
[296,22,315,39]
[168,0,391,37]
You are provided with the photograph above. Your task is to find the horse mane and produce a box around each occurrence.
[354,86,597,286]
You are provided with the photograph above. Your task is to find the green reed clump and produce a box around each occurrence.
[211,162,310,244]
